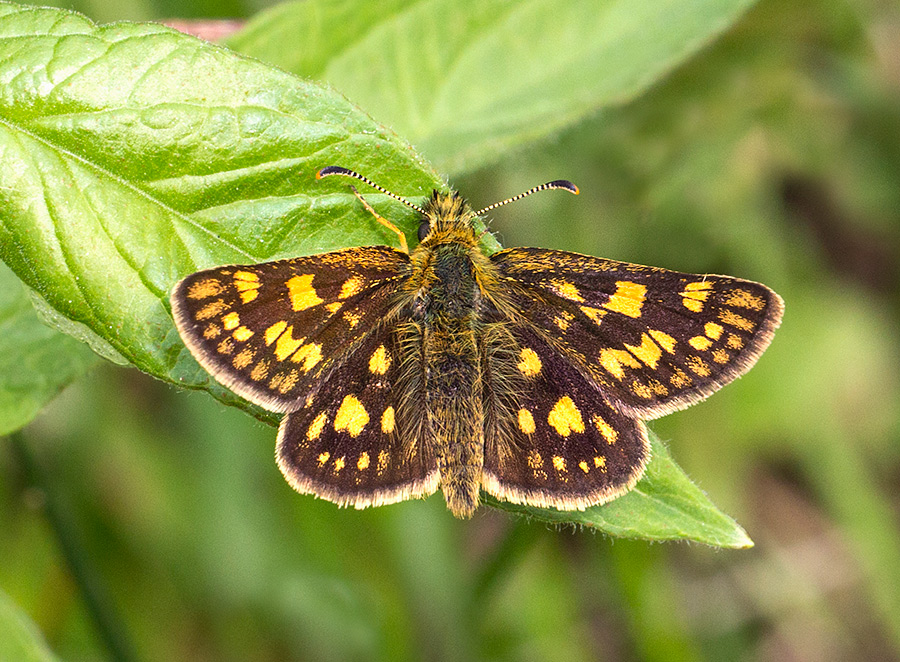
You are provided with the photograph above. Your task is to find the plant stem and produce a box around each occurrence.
[9,431,138,662]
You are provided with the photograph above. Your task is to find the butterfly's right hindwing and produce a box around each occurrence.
[481,322,650,510]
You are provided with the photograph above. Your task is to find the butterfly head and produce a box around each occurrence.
[316,166,579,251]
[416,190,479,244]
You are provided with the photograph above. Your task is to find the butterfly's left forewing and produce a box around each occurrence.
[171,246,409,412]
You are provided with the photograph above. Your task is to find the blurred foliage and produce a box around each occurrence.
[0,264,98,437]
[228,0,757,173]
[1,1,899,662]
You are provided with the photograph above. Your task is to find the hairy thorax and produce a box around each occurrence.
[399,198,504,517]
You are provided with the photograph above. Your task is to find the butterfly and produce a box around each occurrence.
[171,166,783,518]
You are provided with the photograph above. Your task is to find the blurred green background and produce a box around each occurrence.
[2,0,900,660]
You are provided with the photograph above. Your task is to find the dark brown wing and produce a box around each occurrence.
[276,320,439,508]
[491,247,784,418]
[171,246,408,413]
[481,323,649,510]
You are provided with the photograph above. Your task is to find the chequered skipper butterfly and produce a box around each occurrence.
[171,166,783,518]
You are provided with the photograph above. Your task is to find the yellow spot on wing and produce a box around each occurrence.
[685,355,711,377]
[369,345,391,375]
[603,281,646,318]
[334,395,369,437]
[689,335,712,351]
[264,321,287,345]
[592,415,618,444]
[233,348,254,369]
[339,276,365,299]
[599,348,641,380]
[670,368,691,388]
[196,300,227,320]
[307,411,328,440]
[579,461,589,473]
[233,326,254,342]
[518,408,536,434]
[548,397,585,436]
[286,274,323,311]
[527,450,543,469]
[187,278,223,299]
[552,455,567,472]
[343,311,361,328]
[594,456,606,469]
[317,452,330,466]
[381,406,395,434]
[222,312,240,330]
[278,370,299,394]
[705,322,724,339]
[203,324,221,339]
[333,456,345,473]
[357,452,370,470]
[719,309,754,331]
[377,450,390,474]
[631,382,653,398]
[250,360,269,381]
[726,334,744,350]
[681,281,711,311]
[551,280,584,302]
[326,302,342,314]
[275,326,303,361]
[724,288,764,310]
[625,333,662,368]
[291,343,323,372]
[234,271,260,303]
[580,306,606,326]
[517,348,542,377]
[648,329,677,353]
[712,349,730,364]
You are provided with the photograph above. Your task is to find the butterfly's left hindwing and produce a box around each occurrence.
[491,247,784,419]
[171,246,409,412]
[276,320,440,508]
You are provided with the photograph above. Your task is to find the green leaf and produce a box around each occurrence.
[0,262,97,435]
[0,2,442,419]
[228,0,757,173]
[0,588,60,662]
[485,429,754,548]
[0,3,748,542]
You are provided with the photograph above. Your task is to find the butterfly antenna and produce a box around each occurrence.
[475,180,579,216]
[317,166,425,214]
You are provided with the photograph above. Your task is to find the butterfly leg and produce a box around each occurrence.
[349,185,409,254]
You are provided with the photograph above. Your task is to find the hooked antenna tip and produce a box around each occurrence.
[317,165,355,180]
[547,180,579,195]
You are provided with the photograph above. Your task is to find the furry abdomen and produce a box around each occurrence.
[416,243,485,518]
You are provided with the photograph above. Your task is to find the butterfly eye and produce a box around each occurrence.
[417,221,431,241]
